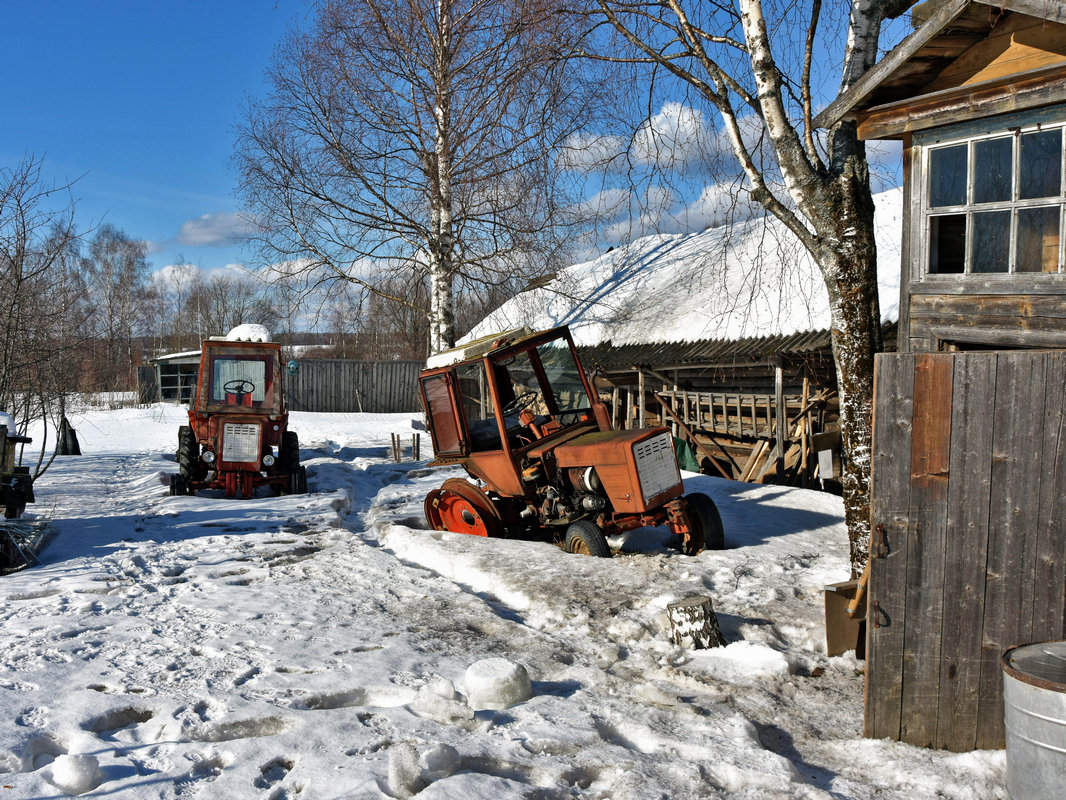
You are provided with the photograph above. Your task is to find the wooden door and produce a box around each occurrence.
[866,350,1066,751]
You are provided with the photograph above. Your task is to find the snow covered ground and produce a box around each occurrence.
[0,406,1004,798]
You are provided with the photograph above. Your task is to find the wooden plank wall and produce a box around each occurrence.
[285,360,423,413]
[866,350,1066,751]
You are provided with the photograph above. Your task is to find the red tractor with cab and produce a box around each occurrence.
[418,326,723,556]
[170,333,306,498]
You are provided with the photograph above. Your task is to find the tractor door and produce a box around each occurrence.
[420,371,468,458]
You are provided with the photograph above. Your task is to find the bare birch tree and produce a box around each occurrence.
[581,0,913,575]
[236,0,600,355]
[0,157,87,477]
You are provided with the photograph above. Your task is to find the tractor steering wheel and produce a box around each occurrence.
[502,390,538,416]
[223,379,256,398]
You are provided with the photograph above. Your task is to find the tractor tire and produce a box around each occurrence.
[177,426,199,478]
[169,473,188,496]
[288,465,308,495]
[564,520,612,558]
[686,492,725,551]
[279,431,300,474]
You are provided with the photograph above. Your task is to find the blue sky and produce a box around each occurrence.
[0,1,305,273]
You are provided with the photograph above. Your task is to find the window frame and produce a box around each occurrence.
[917,107,1066,279]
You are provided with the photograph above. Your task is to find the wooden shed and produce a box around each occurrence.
[818,0,1066,751]
[579,325,896,486]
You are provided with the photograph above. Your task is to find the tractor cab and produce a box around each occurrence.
[419,326,724,556]
[421,327,609,480]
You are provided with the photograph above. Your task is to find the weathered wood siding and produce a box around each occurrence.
[285,360,423,413]
[867,350,1066,751]
[906,288,1066,352]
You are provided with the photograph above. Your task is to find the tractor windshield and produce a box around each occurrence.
[490,341,592,423]
[203,352,279,410]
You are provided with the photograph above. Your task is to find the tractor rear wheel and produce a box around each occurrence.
[177,426,199,478]
[424,479,501,538]
[685,493,724,552]
[564,520,612,558]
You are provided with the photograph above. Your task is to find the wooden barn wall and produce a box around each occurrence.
[285,360,423,413]
[866,350,1066,751]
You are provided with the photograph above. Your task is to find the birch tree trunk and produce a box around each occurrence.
[592,0,911,575]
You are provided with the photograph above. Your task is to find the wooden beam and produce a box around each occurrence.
[856,63,1066,139]
[813,0,970,130]
[654,394,733,480]
[775,360,786,483]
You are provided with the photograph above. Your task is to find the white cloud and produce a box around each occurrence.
[151,262,201,289]
[631,102,713,169]
[176,212,253,247]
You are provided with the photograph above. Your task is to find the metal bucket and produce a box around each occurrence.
[1002,642,1066,799]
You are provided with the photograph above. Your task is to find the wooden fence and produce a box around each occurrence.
[609,382,839,485]
[285,360,423,413]
[867,350,1066,751]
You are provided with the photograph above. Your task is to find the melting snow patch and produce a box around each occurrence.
[687,640,791,685]
[464,657,532,710]
[47,754,101,795]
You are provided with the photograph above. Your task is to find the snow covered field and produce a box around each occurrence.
[0,406,1004,798]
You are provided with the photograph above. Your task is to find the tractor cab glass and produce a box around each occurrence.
[201,349,281,412]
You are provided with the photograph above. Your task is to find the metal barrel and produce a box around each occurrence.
[1002,642,1066,799]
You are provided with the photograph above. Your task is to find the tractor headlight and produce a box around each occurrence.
[202,450,216,464]
[262,453,275,467]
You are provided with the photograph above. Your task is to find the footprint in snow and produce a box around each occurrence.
[253,756,294,790]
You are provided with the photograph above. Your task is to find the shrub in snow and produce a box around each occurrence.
[464,658,532,710]
[48,754,101,795]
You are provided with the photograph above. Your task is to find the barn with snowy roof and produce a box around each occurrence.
[466,190,902,485]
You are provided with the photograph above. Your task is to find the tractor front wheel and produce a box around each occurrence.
[564,520,612,558]
[685,493,725,552]
[288,465,308,495]
[169,474,188,496]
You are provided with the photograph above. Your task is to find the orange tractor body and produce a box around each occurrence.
[418,326,722,556]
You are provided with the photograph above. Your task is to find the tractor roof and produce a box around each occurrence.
[425,326,542,369]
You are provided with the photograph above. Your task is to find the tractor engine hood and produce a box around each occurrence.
[553,428,682,514]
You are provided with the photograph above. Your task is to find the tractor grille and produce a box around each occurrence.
[221,423,260,463]
[633,432,679,502]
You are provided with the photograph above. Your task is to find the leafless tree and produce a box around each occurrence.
[0,156,87,477]
[185,271,279,339]
[236,0,601,354]
[580,0,914,575]
[80,224,154,393]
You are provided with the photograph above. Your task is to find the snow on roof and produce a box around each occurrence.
[467,188,902,348]
[225,323,273,342]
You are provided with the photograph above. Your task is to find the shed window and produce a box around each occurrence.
[924,124,1066,275]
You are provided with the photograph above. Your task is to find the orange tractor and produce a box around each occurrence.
[418,326,723,556]
[169,335,306,498]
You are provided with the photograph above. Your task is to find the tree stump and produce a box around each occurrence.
[667,595,726,649]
